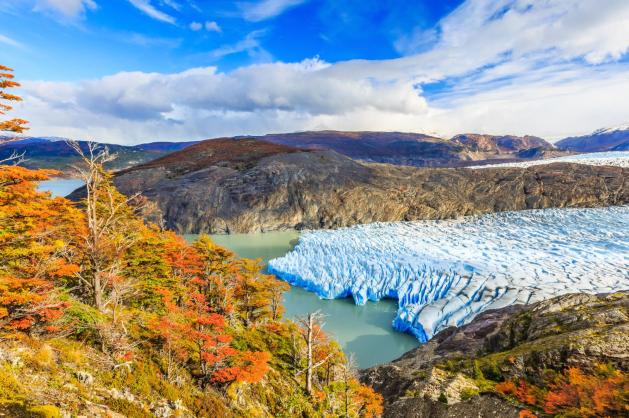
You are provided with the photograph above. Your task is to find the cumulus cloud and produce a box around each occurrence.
[205,21,221,32]
[34,0,96,19]
[16,0,629,143]
[190,21,221,32]
[241,0,308,22]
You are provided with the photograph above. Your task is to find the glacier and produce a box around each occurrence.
[469,151,629,169]
[268,206,629,343]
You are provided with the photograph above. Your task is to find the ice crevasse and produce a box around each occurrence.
[268,206,629,343]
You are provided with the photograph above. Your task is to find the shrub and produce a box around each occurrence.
[28,405,61,418]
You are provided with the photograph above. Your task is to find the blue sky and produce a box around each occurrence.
[0,0,463,80]
[1,0,629,143]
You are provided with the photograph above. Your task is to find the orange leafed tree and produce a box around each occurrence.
[0,65,28,134]
[0,165,84,334]
[496,365,629,417]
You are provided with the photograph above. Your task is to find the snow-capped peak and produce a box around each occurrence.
[592,123,629,135]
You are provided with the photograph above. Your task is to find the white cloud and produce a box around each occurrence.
[0,34,23,48]
[16,0,629,143]
[127,0,175,24]
[241,0,307,22]
[190,21,221,32]
[34,0,96,18]
[205,21,221,32]
[204,30,270,60]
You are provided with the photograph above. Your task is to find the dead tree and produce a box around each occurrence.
[68,140,139,313]
[296,310,333,394]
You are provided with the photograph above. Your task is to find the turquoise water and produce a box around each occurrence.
[39,179,419,368]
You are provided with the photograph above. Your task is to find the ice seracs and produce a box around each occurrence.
[268,207,629,343]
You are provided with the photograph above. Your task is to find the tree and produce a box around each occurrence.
[297,311,333,394]
[68,141,141,313]
[0,65,28,134]
[0,165,83,334]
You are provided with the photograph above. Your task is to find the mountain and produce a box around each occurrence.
[134,140,200,152]
[255,131,561,167]
[1,131,565,172]
[450,134,552,153]
[0,137,198,173]
[556,124,629,152]
[361,291,629,417]
[108,137,629,234]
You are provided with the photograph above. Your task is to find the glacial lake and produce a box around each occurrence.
[39,179,420,368]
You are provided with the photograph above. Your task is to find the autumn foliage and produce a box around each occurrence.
[496,364,629,417]
[0,160,382,416]
[0,65,28,133]
[0,165,83,333]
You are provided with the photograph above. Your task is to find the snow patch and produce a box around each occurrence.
[268,207,629,343]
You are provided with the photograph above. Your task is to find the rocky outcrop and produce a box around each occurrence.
[109,138,629,234]
[451,133,552,153]
[361,292,629,417]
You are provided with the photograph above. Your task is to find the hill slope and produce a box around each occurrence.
[556,124,629,152]
[257,131,560,167]
[110,137,629,234]
[361,291,629,417]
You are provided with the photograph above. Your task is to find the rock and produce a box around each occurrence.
[361,291,629,417]
[106,138,629,234]
[76,371,94,386]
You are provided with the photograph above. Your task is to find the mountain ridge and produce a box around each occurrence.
[108,137,629,234]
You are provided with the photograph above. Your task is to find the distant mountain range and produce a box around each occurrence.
[555,124,629,152]
[0,136,199,173]
[3,124,628,172]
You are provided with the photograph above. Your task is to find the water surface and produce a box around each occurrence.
[38,178,84,197]
[188,232,420,368]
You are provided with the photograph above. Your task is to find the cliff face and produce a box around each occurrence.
[361,291,629,417]
[110,138,629,234]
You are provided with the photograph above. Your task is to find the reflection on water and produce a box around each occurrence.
[39,179,419,368]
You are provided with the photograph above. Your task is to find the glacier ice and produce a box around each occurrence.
[469,151,629,169]
[268,206,629,343]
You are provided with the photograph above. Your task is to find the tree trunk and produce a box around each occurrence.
[94,273,103,311]
[306,313,313,394]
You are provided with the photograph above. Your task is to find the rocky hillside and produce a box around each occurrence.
[556,124,629,152]
[257,131,561,167]
[361,291,629,417]
[109,137,629,234]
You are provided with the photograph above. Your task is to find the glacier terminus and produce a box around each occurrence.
[268,206,629,343]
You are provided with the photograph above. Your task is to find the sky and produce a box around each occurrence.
[0,0,628,144]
